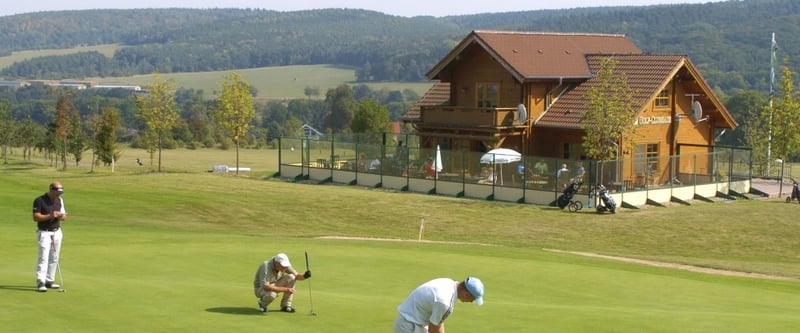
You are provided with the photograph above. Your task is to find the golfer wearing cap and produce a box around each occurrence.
[32,181,68,292]
[253,253,311,313]
[394,276,484,333]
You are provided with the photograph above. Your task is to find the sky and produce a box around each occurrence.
[0,0,727,18]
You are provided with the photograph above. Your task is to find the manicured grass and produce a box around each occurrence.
[1,149,799,332]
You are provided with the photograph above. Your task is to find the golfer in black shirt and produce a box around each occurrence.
[32,181,68,292]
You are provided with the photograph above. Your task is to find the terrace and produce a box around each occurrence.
[277,133,757,208]
[420,106,526,128]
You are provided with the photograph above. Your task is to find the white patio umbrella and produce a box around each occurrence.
[434,145,443,178]
[480,148,522,185]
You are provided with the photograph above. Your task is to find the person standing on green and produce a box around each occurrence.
[32,181,68,292]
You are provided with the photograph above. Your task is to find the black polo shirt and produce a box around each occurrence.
[33,193,62,231]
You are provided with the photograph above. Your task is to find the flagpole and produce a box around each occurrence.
[418,218,424,241]
[767,32,776,175]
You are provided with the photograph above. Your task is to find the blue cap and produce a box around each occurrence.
[464,276,484,305]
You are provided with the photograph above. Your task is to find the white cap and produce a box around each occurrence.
[274,253,291,267]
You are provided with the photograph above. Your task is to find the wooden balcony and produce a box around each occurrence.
[420,106,526,128]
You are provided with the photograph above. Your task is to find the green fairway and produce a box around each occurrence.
[1,149,799,332]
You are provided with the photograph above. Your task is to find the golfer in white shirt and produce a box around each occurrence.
[394,276,484,333]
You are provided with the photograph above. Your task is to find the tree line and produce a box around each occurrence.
[0,0,798,96]
[0,78,414,168]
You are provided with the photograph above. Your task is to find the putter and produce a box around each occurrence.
[56,261,66,292]
[305,251,316,316]
[52,236,66,292]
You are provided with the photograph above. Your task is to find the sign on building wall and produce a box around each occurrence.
[636,116,672,125]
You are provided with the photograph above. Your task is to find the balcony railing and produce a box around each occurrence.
[420,106,524,128]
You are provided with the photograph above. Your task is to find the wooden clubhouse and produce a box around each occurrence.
[279,30,753,207]
[404,30,739,189]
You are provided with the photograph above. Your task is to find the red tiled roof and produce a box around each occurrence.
[428,30,642,81]
[403,81,450,122]
[537,54,686,129]
[391,121,401,134]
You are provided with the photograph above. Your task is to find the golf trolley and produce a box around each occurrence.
[557,178,584,212]
[592,184,617,214]
[786,178,800,204]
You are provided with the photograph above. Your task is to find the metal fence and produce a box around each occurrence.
[278,134,753,196]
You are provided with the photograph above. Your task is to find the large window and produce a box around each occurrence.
[476,82,499,107]
[634,143,659,174]
[654,89,669,108]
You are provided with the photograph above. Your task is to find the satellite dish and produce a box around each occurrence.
[692,100,703,122]
[517,103,527,123]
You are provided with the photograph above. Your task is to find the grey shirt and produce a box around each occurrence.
[253,258,298,289]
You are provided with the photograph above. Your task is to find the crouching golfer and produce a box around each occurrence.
[253,253,311,313]
[394,276,484,333]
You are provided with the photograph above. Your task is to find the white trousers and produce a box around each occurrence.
[393,315,427,333]
[36,229,62,283]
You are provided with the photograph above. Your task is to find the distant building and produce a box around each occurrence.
[91,85,142,91]
[301,124,324,140]
[0,81,29,88]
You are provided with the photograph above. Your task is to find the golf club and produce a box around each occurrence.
[52,236,66,292]
[56,261,66,292]
[305,251,316,316]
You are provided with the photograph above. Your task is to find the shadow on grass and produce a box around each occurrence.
[206,307,263,316]
[0,166,39,172]
[0,285,38,292]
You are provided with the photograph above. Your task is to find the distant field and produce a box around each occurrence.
[0,44,434,100]
[0,44,122,69]
[96,65,435,101]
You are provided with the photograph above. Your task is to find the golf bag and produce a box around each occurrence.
[787,178,800,204]
[557,179,583,209]
[593,184,616,214]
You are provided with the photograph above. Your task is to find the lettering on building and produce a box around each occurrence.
[637,116,672,125]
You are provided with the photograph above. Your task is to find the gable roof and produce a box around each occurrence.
[302,123,324,139]
[403,81,450,122]
[427,30,642,82]
[537,54,737,130]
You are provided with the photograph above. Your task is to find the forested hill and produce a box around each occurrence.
[0,0,798,96]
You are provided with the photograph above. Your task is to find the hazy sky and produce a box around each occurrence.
[0,0,726,17]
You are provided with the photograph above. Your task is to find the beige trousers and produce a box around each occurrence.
[254,274,296,308]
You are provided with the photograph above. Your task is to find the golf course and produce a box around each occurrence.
[1,147,799,332]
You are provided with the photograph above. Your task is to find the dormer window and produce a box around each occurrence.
[654,89,669,108]
[476,82,499,108]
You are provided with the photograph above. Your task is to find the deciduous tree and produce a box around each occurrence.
[54,90,74,170]
[768,62,800,169]
[323,84,356,133]
[90,107,121,169]
[67,107,87,166]
[212,72,256,175]
[0,102,13,164]
[581,57,638,179]
[136,75,178,172]
[17,117,42,161]
[350,98,390,133]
